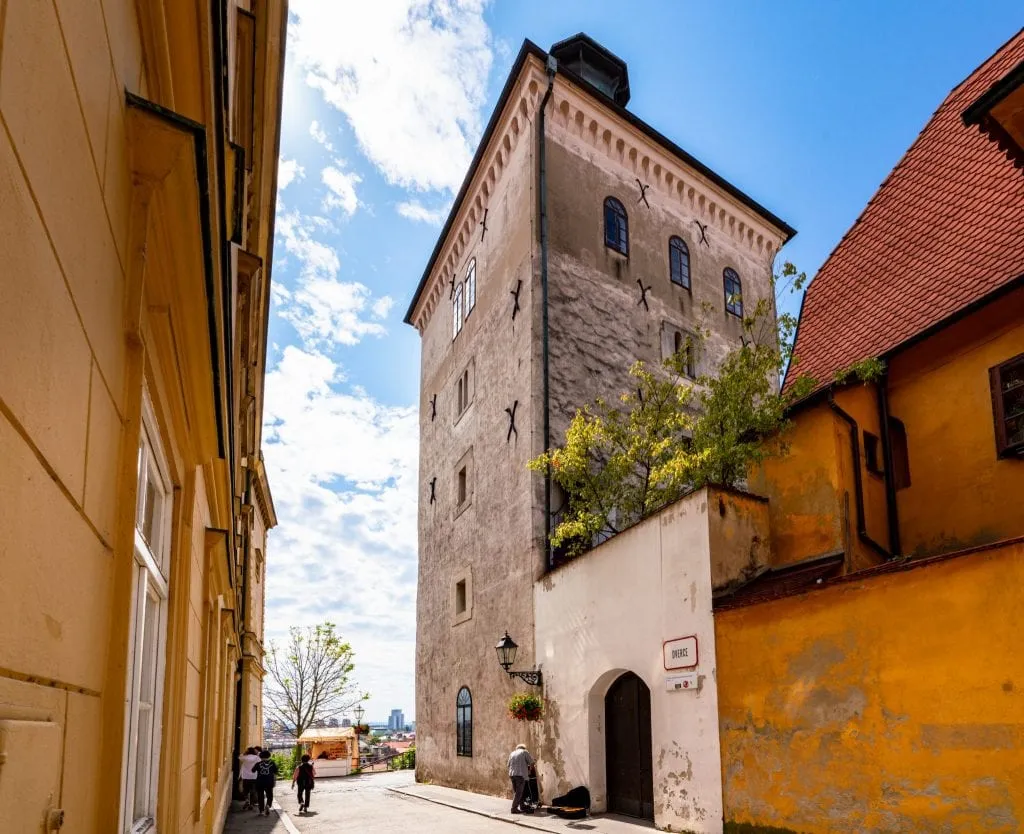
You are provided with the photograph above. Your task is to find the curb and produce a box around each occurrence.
[387,786,556,832]
[274,807,301,834]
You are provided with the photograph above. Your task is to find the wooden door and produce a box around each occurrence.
[604,672,654,819]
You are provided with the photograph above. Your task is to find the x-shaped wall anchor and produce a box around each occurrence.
[429,476,437,504]
[636,178,651,208]
[480,208,489,242]
[510,279,523,320]
[636,279,652,311]
[430,394,437,421]
[505,400,519,442]
[693,219,710,247]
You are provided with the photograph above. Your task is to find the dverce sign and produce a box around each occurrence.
[662,635,698,670]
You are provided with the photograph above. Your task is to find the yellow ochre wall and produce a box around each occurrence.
[888,285,1024,557]
[0,0,283,832]
[716,540,1024,833]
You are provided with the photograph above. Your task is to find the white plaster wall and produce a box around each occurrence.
[534,488,723,833]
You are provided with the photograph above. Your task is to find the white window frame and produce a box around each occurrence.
[452,282,464,340]
[120,391,172,834]
[464,259,477,316]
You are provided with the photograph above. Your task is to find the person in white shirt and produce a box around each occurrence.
[507,744,535,814]
[238,747,260,810]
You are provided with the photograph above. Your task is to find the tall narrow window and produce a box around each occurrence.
[456,687,473,756]
[669,236,690,289]
[465,259,477,316]
[452,282,464,340]
[888,418,911,490]
[457,466,468,506]
[990,352,1024,458]
[123,395,172,832]
[604,197,628,255]
[723,268,743,317]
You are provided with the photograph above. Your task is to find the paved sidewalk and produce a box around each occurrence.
[390,782,654,833]
[223,801,299,834]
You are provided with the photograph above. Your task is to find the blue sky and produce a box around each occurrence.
[262,1,1021,722]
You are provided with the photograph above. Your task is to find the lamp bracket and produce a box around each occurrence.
[508,670,543,687]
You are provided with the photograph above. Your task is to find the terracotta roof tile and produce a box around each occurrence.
[785,31,1024,393]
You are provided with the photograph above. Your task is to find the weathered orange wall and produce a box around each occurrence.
[751,406,845,566]
[715,541,1024,833]
[888,286,1024,557]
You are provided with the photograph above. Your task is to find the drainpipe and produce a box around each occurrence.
[827,391,890,561]
[875,372,902,557]
[538,56,556,568]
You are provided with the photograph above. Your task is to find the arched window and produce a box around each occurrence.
[604,197,628,255]
[456,687,473,756]
[452,282,464,340]
[669,236,690,289]
[723,268,743,317]
[465,259,477,316]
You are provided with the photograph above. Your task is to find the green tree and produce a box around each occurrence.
[529,263,819,558]
[264,623,368,748]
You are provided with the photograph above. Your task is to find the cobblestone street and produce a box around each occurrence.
[224,772,515,833]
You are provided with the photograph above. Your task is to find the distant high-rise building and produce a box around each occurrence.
[388,709,406,731]
[341,718,352,728]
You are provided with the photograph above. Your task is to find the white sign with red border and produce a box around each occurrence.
[663,635,698,670]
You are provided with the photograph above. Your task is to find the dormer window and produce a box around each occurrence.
[669,236,690,290]
[604,197,628,255]
[723,268,743,317]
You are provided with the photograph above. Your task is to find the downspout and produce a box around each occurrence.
[875,372,902,557]
[827,391,890,561]
[538,56,556,568]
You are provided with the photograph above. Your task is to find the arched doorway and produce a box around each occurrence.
[604,671,654,820]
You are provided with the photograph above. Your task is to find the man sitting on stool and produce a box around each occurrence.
[507,744,535,814]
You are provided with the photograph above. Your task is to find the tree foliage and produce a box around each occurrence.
[264,622,367,743]
[528,262,824,558]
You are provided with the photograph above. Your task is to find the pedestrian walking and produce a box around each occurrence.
[238,747,260,810]
[507,743,535,814]
[253,749,279,816]
[291,753,317,814]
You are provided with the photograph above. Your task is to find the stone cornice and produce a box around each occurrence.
[547,77,788,264]
[412,58,549,332]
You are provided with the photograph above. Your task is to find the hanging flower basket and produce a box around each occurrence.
[354,723,370,734]
[508,693,544,722]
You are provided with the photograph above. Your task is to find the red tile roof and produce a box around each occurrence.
[785,30,1024,394]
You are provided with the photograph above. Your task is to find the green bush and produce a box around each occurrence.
[270,749,300,778]
[392,747,416,769]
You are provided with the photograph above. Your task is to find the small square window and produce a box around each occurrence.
[863,431,883,475]
[990,352,1024,458]
[452,569,472,625]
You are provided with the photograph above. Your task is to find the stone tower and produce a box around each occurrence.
[404,34,793,795]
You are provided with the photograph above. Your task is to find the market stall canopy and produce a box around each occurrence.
[297,727,356,743]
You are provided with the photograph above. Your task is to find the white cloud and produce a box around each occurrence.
[288,0,494,193]
[309,119,335,151]
[321,164,362,217]
[263,346,419,720]
[278,157,305,190]
[280,277,391,347]
[396,199,449,225]
[274,208,392,347]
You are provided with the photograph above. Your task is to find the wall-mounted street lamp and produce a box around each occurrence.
[495,631,543,686]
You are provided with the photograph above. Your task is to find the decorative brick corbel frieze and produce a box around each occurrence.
[546,85,786,267]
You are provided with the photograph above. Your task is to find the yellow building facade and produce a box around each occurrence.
[0,1,285,832]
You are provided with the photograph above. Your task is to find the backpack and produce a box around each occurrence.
[298,761,315,787]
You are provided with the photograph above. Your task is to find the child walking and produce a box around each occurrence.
[291,754,316,814]
[253,749,278,816]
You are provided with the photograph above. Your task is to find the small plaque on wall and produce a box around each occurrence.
[663,635,698,670]
[666,673,698,692]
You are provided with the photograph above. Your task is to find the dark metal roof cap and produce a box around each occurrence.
[550,32,630,107]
